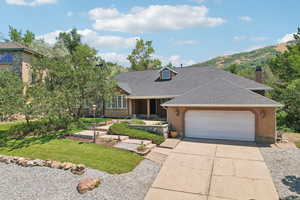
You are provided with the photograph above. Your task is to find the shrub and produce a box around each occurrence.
[6,118,83,138]
[109,122,165,145]
[137,144,147,152]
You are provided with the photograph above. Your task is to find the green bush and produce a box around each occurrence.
[129,120,145,125]
[109,122,165,145]
[6,118,83,137]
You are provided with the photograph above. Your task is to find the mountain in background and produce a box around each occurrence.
[192,42,292,69]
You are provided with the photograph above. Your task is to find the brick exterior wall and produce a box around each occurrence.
[0,51,32,83]
[167,106,277,144]
[105,109,129,118]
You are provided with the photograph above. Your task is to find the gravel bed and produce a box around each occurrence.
[0,159,160,200]
[260,148,300,200]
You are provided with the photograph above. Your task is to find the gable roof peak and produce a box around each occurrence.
[158,66,178,74]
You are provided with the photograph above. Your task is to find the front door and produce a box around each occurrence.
[150,99,157,115]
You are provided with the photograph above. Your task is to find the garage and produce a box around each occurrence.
[185,110,255,141]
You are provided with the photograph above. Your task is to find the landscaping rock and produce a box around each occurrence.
[62,162,74,170]
[51,161,62,169]
[45,160,52,167]
[71,164,86,175]
[17,158,29,167]
[26,160,35,167]
[33,159,45,167]
[77,178,101,194]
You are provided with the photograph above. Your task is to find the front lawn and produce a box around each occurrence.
[80,117,114,125]
[109,122,165,145]
[0,121,143,174]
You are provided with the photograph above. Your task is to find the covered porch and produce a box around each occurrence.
[128,98,170,119]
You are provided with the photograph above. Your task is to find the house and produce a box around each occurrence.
[0,42,39,83]
[106,66,282,144]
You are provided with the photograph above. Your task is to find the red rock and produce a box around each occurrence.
[77,178,101,194]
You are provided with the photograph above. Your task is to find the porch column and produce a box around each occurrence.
[147,99,150,119]
[128,99,133,117]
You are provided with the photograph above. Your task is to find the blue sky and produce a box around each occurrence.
[0,0,299,66]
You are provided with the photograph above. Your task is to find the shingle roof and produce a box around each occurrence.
[162,79,282,107]
[0,42,40,55]
[116,66,272,97]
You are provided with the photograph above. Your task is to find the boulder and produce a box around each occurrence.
[62,162,74,170]
[71,164,86,175]
[51,161,62,169]
[33,159,45,167]
[18,158,29,167]
[77,178,101,194]
[45,160,52,167]
[9,157,18,164]
[26,160,35,167]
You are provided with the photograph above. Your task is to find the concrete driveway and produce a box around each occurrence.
[145,139,279,200]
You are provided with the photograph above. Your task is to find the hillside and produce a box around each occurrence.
[193,42,290,68]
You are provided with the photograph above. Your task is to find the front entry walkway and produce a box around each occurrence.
[145,139,279,200]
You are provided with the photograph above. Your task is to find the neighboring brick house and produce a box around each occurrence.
[0,42,40,83]
[106,66,282,143]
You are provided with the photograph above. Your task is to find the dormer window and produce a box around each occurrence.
[158,66,178,81]
[162,70,171,80]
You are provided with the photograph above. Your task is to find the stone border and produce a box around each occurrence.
[0,155,85,175]
[128,124,169,138]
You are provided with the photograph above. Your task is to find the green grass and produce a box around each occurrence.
[295,141,300,148]
[0,121,143,174]
[80,117,113,125]
[129,120,146,125]
[109,122,165,145]
[0,121,24,132]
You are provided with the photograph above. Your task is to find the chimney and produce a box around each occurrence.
[255,66,262,83]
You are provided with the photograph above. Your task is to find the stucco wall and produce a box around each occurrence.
[167,106,277,144]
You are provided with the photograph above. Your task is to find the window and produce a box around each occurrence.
[0,53,13,64]
[162,70,171,80]
[106,95,127,109]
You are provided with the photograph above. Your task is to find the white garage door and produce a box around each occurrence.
[185,110,255,141]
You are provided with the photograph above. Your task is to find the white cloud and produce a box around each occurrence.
[277,33,295,43]
[37,29,139,49]
[239,16,252,22]
[233,36,268,41]
[37,30,62,45]
[174,40,199,45]
[77,29,139,49]
[98,52,130,66]
[98,52,196,67]
[155,54,196,67]
[5,0,57,6]
[89,5,226,33]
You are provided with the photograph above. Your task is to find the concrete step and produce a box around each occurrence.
[122,139,152,145]
[159,138,181,149]
[86,126,109,132]
[146,143,157,150]
[98,135,129,141]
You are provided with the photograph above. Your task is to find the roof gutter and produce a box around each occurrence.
[161,103,283,108]
[127,95,176,99]
[0,48,42,57]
